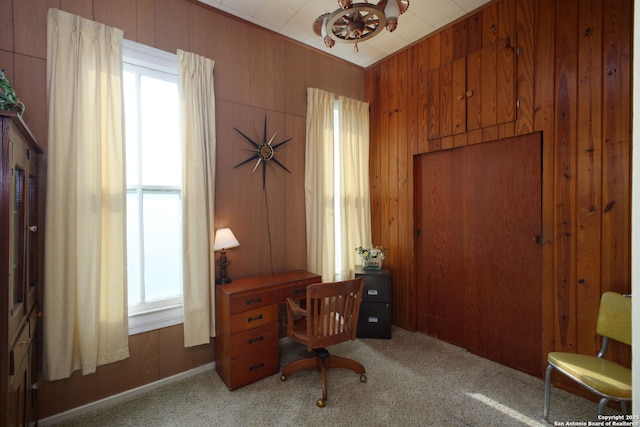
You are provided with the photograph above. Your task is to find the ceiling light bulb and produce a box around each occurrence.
[384,0,400,32]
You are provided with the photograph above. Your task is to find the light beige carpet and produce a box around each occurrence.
[50,327,617,426]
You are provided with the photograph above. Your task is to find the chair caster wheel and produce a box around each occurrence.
[360,374,367,383]
[316,399,326,408]
[280,375,287,381]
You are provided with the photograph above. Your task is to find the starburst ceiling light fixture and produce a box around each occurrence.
[313,0,409,52]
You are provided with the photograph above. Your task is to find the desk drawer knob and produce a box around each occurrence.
[246,297,262,306]
[247,314,263,323]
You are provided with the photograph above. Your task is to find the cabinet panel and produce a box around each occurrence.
[1,112,42,427]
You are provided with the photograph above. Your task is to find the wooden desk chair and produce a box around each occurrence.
[280,278,367,407]
[543,291,632,421]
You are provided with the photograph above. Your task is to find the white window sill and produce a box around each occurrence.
[128,305,183,335]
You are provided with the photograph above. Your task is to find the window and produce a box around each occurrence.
[123,40,183,334]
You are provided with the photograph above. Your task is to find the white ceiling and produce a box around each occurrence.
[197,0,492,68]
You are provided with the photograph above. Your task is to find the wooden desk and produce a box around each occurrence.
[215,270,321,390]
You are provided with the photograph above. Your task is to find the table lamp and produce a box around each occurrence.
[214,228,240,284]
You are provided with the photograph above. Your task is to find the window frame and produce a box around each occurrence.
[123,39,184,335]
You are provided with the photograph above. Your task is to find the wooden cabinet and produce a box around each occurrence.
[1,111,43,426]
[427,35,517,141]
[215,270,321,390]
[355,266,392,339]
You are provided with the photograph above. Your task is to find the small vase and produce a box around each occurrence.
[363,257,382,269]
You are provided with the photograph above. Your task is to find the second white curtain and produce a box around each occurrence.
[305,88,372,282]
[338,96,372,278]
[178,50,217,346]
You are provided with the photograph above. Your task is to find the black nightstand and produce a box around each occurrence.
[355,266,392,339]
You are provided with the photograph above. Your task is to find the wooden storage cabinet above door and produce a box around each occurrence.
[428,35,517,140]
[1,111,43,427]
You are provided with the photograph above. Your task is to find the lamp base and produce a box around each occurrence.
[215,278,232,285]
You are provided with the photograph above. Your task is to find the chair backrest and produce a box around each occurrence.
[596,291,631,346]
[305,278,364,351]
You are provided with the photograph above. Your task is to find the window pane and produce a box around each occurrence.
[126,191,141,305]
[142,191,182,301]
[140,76,181,187]
[123,70,140,188]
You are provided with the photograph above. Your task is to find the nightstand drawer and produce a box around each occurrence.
[228,347,279,390]
[230,323,279,358]
[229,305,278,334]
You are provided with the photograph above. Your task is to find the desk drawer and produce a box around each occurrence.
[278,281,313,302]
[230,305,278,334]
[230,323,279,358]
[228,347,279,390]
[229,291,277,315]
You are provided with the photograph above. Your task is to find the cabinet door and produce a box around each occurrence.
[8,134,28,340]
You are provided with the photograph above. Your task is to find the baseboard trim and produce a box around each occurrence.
[38,362,215,426]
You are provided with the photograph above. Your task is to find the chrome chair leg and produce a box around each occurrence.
[543,364,554,421]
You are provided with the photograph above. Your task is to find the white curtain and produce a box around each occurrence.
[43,8,129,380]
[338,96,372,278]
[305,89,372,282]
[305,88,336,281]
[178,50,217,346]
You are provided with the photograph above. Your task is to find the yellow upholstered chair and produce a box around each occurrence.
[280,278,367,407]
[543,291,632,421]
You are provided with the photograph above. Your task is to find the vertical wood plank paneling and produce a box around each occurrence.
[416,42,429,152]
[481,43,497,127]
[466,49,482,131]
[514,0,535,135]
[384,55,399,322]
[427,68,440,140]
[440,26,454,65]
[575,0,603,355]
[498,0,516,40]
[452,57,467,135]
[532,0,557,368]
[453,20,468,60]
[439,63,453,143]
[482,2,499,47]
[405,46,418,328]
[601,0,632,367]
[467,13,483,53]
[364,0,632,387]
[554,0,579,353]
[496,36,516,123]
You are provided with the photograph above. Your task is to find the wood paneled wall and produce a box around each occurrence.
[365,0,632,393]
[1,0,365,419]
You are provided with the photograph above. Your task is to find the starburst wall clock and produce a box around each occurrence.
[233,115,292,188]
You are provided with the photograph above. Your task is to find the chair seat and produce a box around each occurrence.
[548,352,632,399]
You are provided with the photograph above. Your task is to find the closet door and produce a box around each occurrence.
[416,133,542,377]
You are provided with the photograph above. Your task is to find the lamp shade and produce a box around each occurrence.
[213,228,240,251]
